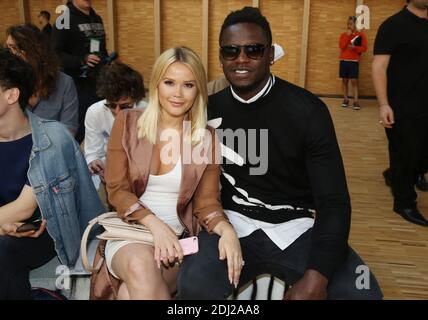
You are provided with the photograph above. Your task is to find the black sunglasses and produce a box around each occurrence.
[220,44,269,61]
[105,102,134,110]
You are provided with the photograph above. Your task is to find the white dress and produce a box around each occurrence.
[105,157,184,279]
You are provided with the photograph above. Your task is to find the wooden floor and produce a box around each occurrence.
[323,98,428,300]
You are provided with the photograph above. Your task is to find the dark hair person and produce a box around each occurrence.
[178,7,382,300]
[0,47,104,300]
[96,61,146,103]
[6,24,79,135]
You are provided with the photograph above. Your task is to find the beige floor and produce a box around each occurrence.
[322,98,428,299]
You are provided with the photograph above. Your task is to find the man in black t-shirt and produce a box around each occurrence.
[373,0,428,226]
[178,7,382,300]
[38,10,52,36]
[52,0,109,143]
[0,49,56,299]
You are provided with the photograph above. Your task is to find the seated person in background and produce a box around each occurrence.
[6,24,79,136]
[84,61,148,193]
[0,48,105,300]
[99,47,242,300]
[207,43,284,96]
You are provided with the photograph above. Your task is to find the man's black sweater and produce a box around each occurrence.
[208,77,351,279]
[52,1,107,85]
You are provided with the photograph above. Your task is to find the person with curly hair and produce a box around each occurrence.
[84,61,147,191]
[6,24,78,136]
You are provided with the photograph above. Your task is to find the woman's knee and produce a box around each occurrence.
[126,255,157,278]
[113,247,159,286]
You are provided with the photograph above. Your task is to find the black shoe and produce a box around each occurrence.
[352,102,361,110]
[383,169,392,187]
[341,99,349,108]
[415,174,428,192]
[393,206,428,227]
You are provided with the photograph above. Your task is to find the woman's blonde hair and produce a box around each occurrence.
[137,47,208,145]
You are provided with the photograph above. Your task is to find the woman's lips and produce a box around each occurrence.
[169,101,185,108]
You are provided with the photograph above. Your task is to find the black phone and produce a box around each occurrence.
[16,219,43,233]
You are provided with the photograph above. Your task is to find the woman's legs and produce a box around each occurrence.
[351,79,359,103]
[111,243,179,300]
[342,78,349,103]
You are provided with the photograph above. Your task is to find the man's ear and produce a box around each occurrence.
[6,88,20,105]
[219,52,223,69]
[270,45,275,65]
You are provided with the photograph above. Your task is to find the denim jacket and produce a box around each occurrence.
[27,111,105,267]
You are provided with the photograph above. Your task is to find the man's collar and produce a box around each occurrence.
[404,5,428,21]
[230,74,275,104]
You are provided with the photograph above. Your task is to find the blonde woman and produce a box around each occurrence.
[102,47,242,300]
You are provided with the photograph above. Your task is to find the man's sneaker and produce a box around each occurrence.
[341,99,349,108]
[353,102,361,110]
[416,174,428,192]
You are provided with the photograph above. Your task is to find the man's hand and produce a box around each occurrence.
[214,221,243,288]
[0,220,47,238]
[89,160,106,183]
[85,54,101,67]
[284,269,328,300]
[379,104,395,128]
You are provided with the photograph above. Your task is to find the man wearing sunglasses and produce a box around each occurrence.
[207,43,285,95]
[178,7,382,300]
[84,62,147,195]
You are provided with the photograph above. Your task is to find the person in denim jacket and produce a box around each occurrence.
[0,48,105,300]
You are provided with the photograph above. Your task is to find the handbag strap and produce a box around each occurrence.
[81,212,118,273]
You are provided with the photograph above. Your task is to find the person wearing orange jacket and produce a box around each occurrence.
[339,16,368,110]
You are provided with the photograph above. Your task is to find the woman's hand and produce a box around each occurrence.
[213,221,243,288]
[141,215,183,269]
[0,219,47,238]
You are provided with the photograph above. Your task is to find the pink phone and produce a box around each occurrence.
[178,236,199,256]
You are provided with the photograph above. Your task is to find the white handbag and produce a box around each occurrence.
[80,212,181,272]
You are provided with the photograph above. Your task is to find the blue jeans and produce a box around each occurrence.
[177,229,383,300]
